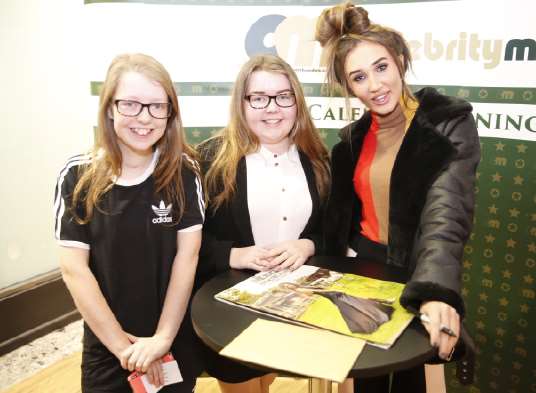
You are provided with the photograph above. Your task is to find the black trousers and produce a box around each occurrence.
[354,364,426,393]
[350,235,426,392]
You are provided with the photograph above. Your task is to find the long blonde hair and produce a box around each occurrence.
[316,1,414,103]
[204,54,330,210]
[72,53,198,223]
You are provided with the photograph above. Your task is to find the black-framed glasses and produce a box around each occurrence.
[245,93,296,109]
[114,99,172,119]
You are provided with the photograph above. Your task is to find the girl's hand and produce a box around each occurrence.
[119,333,172,372]
[145,359,164,388]
[229,246,272,271]
[266,239,314,271]
[419,301,460,360]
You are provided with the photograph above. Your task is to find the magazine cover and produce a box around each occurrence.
[215,265,414,348]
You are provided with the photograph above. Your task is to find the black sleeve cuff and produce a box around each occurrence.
[400,281,465,318]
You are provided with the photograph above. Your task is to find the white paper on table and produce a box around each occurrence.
[220,319,365,383]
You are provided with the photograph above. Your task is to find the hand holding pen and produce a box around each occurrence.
[419,301,460,361]
[420,313,457,337]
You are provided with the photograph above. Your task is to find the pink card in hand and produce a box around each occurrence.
[128,353,182,393]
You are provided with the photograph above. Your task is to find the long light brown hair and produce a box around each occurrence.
[204,54,330,210]
[72,53,198,223]
[316,1,414,104]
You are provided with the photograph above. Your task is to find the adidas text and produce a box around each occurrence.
[152,216,172,224]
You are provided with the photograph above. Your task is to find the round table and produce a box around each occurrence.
[192,256,436,391]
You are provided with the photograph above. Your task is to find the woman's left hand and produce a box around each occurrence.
[145,358,164,387]
[266,239,315,271]
[419,301,460,360]
[119,333,172,372]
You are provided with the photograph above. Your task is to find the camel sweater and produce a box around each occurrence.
[353,99,418,244]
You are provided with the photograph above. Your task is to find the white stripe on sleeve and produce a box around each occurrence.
[54,154,92,240]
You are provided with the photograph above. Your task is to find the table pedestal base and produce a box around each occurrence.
[308,378,332,393]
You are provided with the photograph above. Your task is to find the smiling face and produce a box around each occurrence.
[111,71,168,160]
[243,70,297,154]
[345,40,404,116]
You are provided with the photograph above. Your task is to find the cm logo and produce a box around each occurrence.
[245,14,324,67]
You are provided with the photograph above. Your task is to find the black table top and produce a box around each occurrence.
[191,256,436,378]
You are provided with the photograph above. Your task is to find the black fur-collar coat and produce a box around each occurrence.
[324,87,481,316]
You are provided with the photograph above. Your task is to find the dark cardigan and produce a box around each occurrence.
[324,87,481,316]
[196,138,324,285]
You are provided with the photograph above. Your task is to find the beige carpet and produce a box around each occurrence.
[1,352,326,393]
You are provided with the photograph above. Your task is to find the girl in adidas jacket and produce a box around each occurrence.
[54,53,204,393]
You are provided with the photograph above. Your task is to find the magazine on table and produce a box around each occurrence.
[215,265,415,349]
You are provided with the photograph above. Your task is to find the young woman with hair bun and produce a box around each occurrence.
[316,2,480,392]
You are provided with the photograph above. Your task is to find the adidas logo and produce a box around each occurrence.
[151,200,172,224]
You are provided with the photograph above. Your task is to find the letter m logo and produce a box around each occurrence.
[505,39,536,61]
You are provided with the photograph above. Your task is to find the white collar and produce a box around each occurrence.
[114,148,159,186]
[253,144,300,165]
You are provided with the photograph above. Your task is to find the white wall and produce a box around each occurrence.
[1,0,534,289]
[0,1,93,288]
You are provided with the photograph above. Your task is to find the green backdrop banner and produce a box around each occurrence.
[447,137,535,393]
[91,81,536,105]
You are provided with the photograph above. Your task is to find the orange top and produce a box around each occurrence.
[353,99,418,244]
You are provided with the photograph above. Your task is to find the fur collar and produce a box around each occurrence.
[340,87,473,144]
[328,87,472,266]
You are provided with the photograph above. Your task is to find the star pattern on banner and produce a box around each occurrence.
[516,144,527,153]
[450,138,535,393]
[513,175,524,185]
[523,275,534,284]
[485,234,496,243]
[488,204,499,214]
[508,208,520,218]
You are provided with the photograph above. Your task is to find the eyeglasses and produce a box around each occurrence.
[245,93,296,109]
[114,99,172,119]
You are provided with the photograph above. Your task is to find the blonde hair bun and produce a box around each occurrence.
[315,1,371,47]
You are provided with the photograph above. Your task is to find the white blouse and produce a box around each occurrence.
[246,144,312,247]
